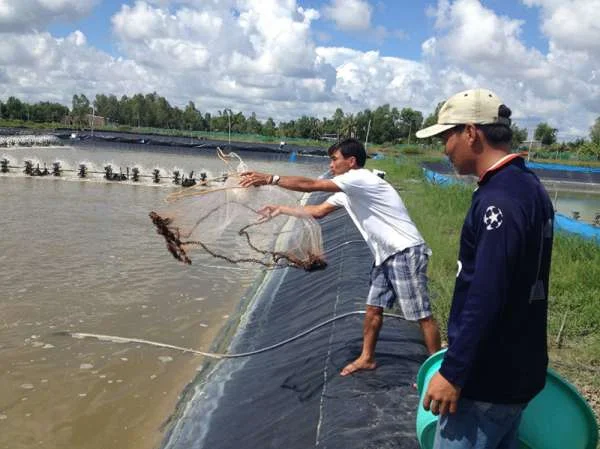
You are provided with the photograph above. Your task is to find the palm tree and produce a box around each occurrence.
[341,113,357,139]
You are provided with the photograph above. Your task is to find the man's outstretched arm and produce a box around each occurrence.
[240,171,340,193]
[259,202,338,220]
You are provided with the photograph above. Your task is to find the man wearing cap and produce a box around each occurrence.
[416,88,554,449]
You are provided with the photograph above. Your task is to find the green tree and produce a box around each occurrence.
[511,123,528,148]
[245,112,262,135]
[29,101,68,123]
[370,104,399,144]
[211,110,229,133]
[118,95,132,125]
[182,101,201,130]
[5,96,26,120]
[590,116,600,144]
[422,101,445,128]
[577,141,600,160]
[262,117,277,137]
[399,107,424,143]
[71,94,91,128]
[151,96,172,128]
[340,113,357,139]
[354,109,372,143]
[331,107,344,137]
[279,119,297,138]
[230,111,246,133]
[295,115,321,139]
[534,122,558,145]
[129,93,146,127]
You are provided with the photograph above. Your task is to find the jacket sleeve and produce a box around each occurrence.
[439,195,526,387]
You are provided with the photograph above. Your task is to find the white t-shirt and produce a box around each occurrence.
[326,168,425,265]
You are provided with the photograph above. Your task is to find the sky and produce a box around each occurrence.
[1,0,599,140]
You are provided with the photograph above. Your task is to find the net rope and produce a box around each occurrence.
[149,148,326,271]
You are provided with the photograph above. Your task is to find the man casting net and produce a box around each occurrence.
[149,149,326,271]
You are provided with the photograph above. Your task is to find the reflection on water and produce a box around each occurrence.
[548,189,600,225]
[0,143,326,449]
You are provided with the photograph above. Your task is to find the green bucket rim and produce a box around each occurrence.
[535,367,599,449]
[416,348,446,393]
[415,349,599,449]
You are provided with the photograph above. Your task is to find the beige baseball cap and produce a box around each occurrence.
[416,88,510,139]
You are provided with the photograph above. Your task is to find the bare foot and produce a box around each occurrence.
[340,359,376,376]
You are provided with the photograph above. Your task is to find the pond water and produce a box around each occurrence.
[548,189,600,225]
[0,142,326,449]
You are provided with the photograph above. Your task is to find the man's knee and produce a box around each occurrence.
[364,305,384,324]
[418,315,436,326]
[366,305,384,315]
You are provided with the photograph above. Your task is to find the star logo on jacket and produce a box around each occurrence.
[483,205,503,231]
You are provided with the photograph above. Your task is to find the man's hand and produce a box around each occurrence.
[423,372,461,416]
[257,205,282,222]
[240,171,271,187]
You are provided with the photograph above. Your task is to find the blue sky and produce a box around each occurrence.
[2,0,600,139]
[47,1,121,55]
[47,1,548,62]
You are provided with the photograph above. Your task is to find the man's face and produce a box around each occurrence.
[440,126,474,175]
[329,149,355,175]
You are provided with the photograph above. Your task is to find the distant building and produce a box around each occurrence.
[320,133,338,142]
[521,139,542,150]
[87,113,105,128]
[62,113,106,128]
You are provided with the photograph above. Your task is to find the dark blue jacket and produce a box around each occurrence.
[439,156,554,404]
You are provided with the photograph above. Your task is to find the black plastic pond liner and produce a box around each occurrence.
[162,191,429,449]
[53,129,328,156]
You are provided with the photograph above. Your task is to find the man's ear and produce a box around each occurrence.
[465,124,479,145]
[465,123,485,154]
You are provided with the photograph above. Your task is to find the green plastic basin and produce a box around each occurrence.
[415,349,599,449]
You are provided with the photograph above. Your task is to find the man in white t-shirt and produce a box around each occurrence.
[240,138,441,376]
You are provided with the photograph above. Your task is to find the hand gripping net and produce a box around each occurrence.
[149,149,326,271]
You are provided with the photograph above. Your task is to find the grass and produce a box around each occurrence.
[367,154,600,429]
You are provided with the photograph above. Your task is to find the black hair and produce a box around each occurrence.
[327,138,367,167]
[477,104,513,144]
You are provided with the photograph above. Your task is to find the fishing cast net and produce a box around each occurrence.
[149,149,326,271]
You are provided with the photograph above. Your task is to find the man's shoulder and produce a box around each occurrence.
[471,183,521,229]
[334,168,371,181]
[333,169,377,190]
[483,164,546,207]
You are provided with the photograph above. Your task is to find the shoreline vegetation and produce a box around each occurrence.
[2,118,600,168]
[367,151,600,433]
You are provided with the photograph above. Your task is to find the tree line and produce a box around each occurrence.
[0,93,426,145]
[1,93,599,156]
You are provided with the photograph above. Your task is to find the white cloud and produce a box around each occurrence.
[321,0,404,50]
[0,0,98,32]
[523,0,600,53]
[0,30,161,105]
[323,0,372,31]
[107,0,337,113]
[0,0,599,139]
[316,47,437,113]
[522,0,600,109]
[421,0,600,139]
[426,0,547,77]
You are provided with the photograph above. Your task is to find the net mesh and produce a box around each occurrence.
[149,150,326,271]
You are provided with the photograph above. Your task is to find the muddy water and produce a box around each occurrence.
[0,143,326,449]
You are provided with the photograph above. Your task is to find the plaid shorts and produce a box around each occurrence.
[366,244,433,321]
